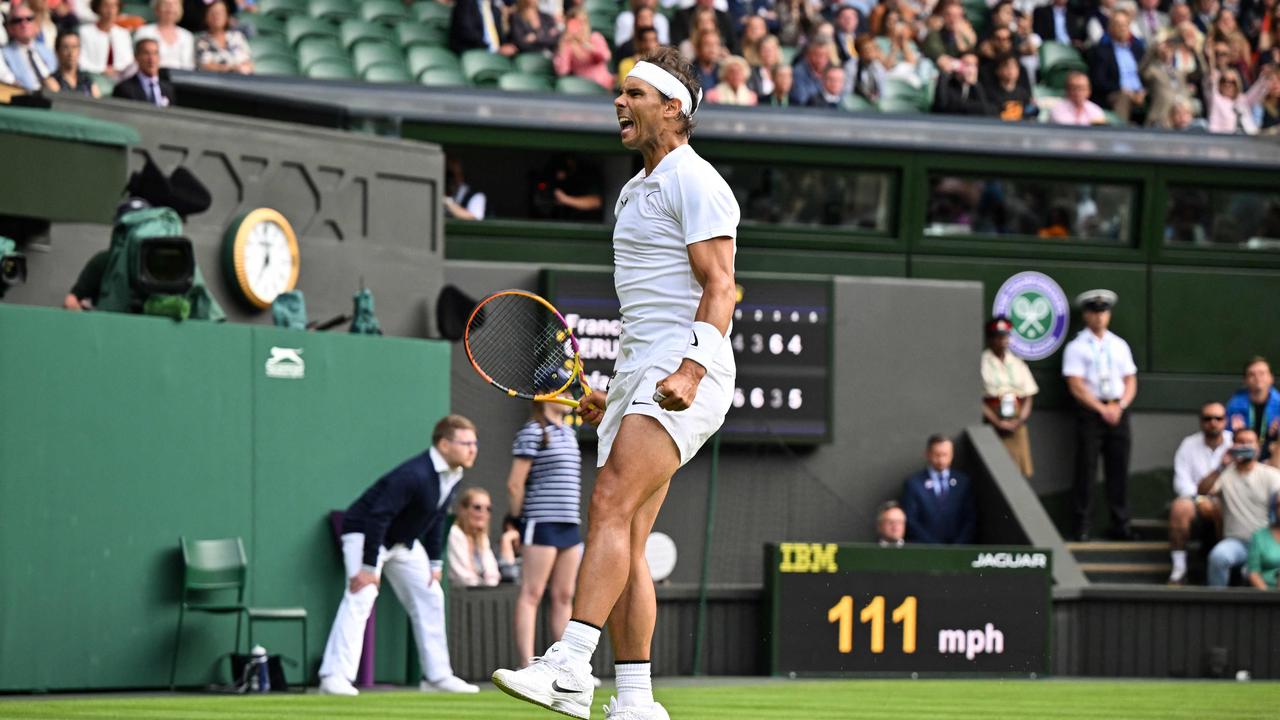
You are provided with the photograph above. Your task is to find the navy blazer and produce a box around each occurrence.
[449,0,509,54]
[1088,35,1145,106]
[342,450,460,567]
[900,468,976,545]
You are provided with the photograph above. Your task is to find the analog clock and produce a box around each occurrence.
[223,208,300,309]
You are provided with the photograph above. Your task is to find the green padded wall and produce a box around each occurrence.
[0,305,450,691]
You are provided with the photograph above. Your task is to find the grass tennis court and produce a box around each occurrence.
[2,679,1275,719]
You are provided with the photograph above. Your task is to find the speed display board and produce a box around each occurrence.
[543,270,832,443]
[766,544,1051,676]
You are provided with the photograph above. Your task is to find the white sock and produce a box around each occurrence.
[558,620,601,665]
[1171,550,1187,576]
[615,662,652,708]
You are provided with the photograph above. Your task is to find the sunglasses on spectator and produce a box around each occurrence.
[469,504,491,512]
[9,15,35,23]
[1201,415,1225,421]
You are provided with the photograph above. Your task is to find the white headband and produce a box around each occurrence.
[626,61,702,118]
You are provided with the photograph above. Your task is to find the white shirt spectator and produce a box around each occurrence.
[1061,329,1137,401]
[79,22,135,74]
[1172,430,1232,498]
[1212,463,1280,541]
[0,54,13,85]
[614,10,670,47]
[134,23,195,70]
[451,183,487,220]
[1049,99,1107,125]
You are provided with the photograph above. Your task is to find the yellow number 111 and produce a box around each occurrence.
[826,595,917,654]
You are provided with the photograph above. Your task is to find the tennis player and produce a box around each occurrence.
[492,47,739,720]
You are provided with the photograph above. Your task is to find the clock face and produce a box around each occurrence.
[244,220,295,304]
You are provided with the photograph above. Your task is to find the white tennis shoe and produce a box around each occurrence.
[491,642,596,719]
[419,675,480,693]
[603,696,671,719]
[317,675,359,696]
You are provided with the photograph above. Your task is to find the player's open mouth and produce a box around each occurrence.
[618,117,634,135]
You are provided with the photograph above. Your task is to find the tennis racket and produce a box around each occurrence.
[464,289,592,407]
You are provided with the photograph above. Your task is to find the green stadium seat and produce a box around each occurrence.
[408,45,460,76]
[419,67,468,86]
[583,0,619,12]
[295,36,346,71]
[397,23,448,49]
[305,57,358,79]
[237,12,285,37]
[362,63,414,83]
[460,49,512,87]
[254,55,302,75]
[284,16,337,46]
[249,35,291,59]
[351,43,405,74]
[259,0,308,19]
[555,75,610,94]
[880,77,927,110]
[121,2,155,21]
[412,0,453,28]
[877,95,923,114]
[94,74,117,96]
[840,93,875,112]
[1039,41,1088,90]
[360,0,409,25]
[587,11,617,35]
[779,45,797,66]
[498,71,554,92]
[306,0,356,22]
[339,19,395,49]
[513,52,553,76]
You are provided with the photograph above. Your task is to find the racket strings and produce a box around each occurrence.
[467,294,574,397]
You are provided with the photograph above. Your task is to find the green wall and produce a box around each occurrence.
[0,305,450,691]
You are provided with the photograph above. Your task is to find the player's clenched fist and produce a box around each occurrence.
[655,361,705,411]
[577,390,608,426]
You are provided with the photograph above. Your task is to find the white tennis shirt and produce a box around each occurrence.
[611,144,740,373]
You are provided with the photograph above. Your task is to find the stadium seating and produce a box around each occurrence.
[249,34,292,61]
[460,49,512,87]
[284,16,338,47]
[238,12,285,37]
[498,72,555,92]
[305,56,358,80]
[418,67,468,86]
[295,36,347,72]
[408,45,460,77]
[339,19,396,50]
[840,93,876,113]
[352,43,406,74]
[121,1,155,21]
[1039,42,1089,90]
[397,23,449,50]
[513,52,553,76]
[255,55,302,76]
[307,0,356,22]
[260,0,308,19]
[555,75,611,94]
[361,0,409,24]
[412,0,452,29]
[363,63,414,83]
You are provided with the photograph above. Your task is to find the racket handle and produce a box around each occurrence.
[540,397,581,408]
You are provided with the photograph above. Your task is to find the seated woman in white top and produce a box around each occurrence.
[79,0,135,78]
[447,488,501,587]
[133,0,194,70]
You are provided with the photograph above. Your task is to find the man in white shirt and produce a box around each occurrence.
[1166,402,1231,584]
[1062,289,1138,541]
[493,47,738,720]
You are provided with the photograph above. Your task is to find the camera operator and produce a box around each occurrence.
[530,154,603,222]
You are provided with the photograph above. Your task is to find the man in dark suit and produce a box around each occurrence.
[1032,0,1087,48]
[317,415,481,696]
[900,435,977,544]
[449,0,508,54]
[111,39,175,106]
[671,0,738,54]
[932,52,992,116]
[1087,11,1146,123]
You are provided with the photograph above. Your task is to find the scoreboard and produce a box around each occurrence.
[543,270,833,443]
[766,544,1051,676]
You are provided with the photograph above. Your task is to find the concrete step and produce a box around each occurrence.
[1067,540,1170,564]
[1078,561,1172,585]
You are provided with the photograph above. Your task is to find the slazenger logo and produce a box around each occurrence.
[971,552,1047,569]
[265,347,305,379]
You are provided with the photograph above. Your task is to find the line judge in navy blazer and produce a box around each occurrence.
[900,434,977,545]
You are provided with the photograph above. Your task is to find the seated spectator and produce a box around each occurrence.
[1263,73,1280,135]
[1139,33,1179,128]
[1131,0,1169,42]
[932,51,991,115]
[747,34,781,97]
[134,0,195,71]
[740,14,768,66]
[691,29,723,93]
[615,0,669,48]
[900,434,977,545]
[449,0,510,55]
[776,0,820,48]
[27,0,75,49]
[832,4,859,66]
[532,153,603,222]
[79,0,132,79]
[448,487,501,588]
[1085,0,1119,46]
[112,37,175,105]
[1227,357,1280,458]
[978,23,1018,71]
[497,514,522,583]
[443,156,486,221]
[1191,0,1217,33]
[850,35,886,103]
[790,35,833,105]
[985,53,1033,120]
[1050,71,1107,124]
[765,62,793,106]
[678,7,720,61]
[1013,9,1043,83]
[673,0,736,54]
[615,5,657,57]
[1167,402,1231,585]
[553,8,611,91]
[195,1,249,74]
[882,15,930,87]
[2,6,57,91]
[1168,96,1210,131]
[981,316,1039,476]
[1033,0,1087,49]
[923,1,977,73]
[707,54,757,104]
[616,25,658,88]
[1245,495,1280,589]
[1089,11,1147,124]
[45,29,98,95]
[876,500,907,547]
[510,0,560,56]
[1205,428,1280,586]
[1204,65,1275,134]
[806,63,845,107]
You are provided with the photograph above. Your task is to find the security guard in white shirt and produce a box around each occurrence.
[1062,289,1139,541]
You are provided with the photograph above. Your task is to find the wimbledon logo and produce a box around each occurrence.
[992,272,1068,361]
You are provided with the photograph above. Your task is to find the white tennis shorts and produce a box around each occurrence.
[596,354,734,468]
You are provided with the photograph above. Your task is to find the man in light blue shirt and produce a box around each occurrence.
[1088,11,1147,123]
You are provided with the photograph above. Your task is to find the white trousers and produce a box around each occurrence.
[318,533,453,683]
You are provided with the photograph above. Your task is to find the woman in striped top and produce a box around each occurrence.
[507,401,584,666]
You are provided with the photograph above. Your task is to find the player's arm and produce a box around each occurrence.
[655,237,735,411]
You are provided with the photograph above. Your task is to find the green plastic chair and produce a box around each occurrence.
[169,537,308,690]
[881,77,927,111]
[412,0,452,28]
[284,16,338,46]
[840,93,875,112]
[254,55,301,75]
[779,45,797,67]
[397,23,448,49]
[362,63,414,83]
[460,49,512,86]
[556,75,611,94]
[295,36,346,72]
[249,34,291,59]
[360,0,409,24]
[513,52,553,76]
[352,42,405,74]
[587,11,617,35]
[1039,41,1089,90]
[340,19,395,49]
[306,57,359,79]
[408,45,460,76]
[237,12,285,37]
[94,74,117,96]
[877,95,923,114]
[418,66,467,86]
[306,0,355,21]
[259,0,308,19]
[122,2,155,21]
[583,0,618,13]
[498,71,554,92]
